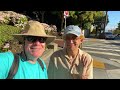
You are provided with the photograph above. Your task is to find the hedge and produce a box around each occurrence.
[0,24,21,46]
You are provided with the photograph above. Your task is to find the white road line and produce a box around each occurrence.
[84,50,120,57]
[109,59,120,64]
[84,45,120,49]
[112,41,120,43]
[83,47,120,52]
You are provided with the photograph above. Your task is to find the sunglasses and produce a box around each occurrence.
[25,36,47,43]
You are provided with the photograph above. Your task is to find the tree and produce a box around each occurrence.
[76,11,95,30]
[117,21,120,30]
[40,11,45,23]
[93,11,109,37]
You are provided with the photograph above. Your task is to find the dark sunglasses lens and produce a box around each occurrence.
[38,38,46,43]
[26,36,46,43]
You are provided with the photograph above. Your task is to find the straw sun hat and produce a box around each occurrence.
[13,20,56,44]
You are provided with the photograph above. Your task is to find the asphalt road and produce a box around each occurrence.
[82,38,120,64]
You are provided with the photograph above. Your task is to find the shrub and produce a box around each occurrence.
[0,11,28,30]
[0,24,21,46]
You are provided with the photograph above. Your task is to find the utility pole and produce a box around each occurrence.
[64,11,69,29]
[64,16,66,29]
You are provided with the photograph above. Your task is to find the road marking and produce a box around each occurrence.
[93,59,105,69]
[106,69,120,79]
[89,39,97,41]
[109,59,120,64]
[83,46,120,52]
[84,44,120,49]
[84,50,120,57]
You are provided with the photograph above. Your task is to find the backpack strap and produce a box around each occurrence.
[37,58,44,71]
[6,54,19,79]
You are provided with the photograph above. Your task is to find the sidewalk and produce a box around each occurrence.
[42,38,120,79]
[92,55,120,79]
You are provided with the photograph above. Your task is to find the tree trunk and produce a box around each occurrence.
[33,11,40,21]
[95,26,98,37]
[61,11,64,31]
[40,11,45,23]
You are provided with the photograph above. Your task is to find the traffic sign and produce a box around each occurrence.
[64,11,69,17]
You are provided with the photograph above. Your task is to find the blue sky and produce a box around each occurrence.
[105,11,120,31]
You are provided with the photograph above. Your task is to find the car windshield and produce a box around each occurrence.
[105,32,113,35]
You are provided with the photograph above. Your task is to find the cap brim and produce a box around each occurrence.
[64,31,80,37]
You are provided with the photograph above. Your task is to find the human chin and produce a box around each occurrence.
[31,50,44,57]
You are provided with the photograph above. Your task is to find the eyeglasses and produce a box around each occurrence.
[25,36,47,43]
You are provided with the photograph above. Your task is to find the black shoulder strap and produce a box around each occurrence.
[37,58,44,71]
[6,54,19,79]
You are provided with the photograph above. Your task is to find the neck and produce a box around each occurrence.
[66,48,79,59]
[20,51,38,64]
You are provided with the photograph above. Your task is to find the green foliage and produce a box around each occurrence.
[113,29,120,34]
[15,16,28,29]
[84,22,92,30]
[117,21,120,30]
[3,16,10,24]
[69,11,76,17]
[17,16,28,24]
[0,24,21,46]
[93,11,107,25]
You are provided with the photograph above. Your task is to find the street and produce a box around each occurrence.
[82,38,120,79]
[83,38,120,64]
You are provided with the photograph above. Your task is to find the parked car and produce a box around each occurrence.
[105,32,115,40]
[99,32,115,40]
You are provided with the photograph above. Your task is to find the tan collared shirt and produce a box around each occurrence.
[48,48,93,79]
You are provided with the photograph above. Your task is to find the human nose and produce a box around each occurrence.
[69,39,74,43]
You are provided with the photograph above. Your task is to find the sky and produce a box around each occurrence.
[105,11,120,31]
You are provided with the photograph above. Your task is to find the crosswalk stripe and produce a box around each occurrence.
[83,46,120,52]
[109,59,120,64]
[83,39,120,70]
[84,45,120,49]
[84,50,120,57]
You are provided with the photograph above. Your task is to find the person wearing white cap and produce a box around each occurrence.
[48,25,93,79]
[0,20,56,79]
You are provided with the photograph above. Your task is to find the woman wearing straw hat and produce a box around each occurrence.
[0,20,56,79]
[48,25,93,79]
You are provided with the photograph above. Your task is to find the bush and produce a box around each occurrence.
[0,24,21,46]
[0,11,28,30]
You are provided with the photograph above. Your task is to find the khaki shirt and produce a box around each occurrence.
[48,48,93,79]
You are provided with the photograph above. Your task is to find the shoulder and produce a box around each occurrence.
[0,52,14,78]
[51,49,64,57]
[80,49,92,58]
[0,51,14,61]
[79,49,93,63]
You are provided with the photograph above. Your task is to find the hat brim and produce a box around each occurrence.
[13,34,56,44]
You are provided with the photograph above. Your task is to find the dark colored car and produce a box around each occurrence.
[105,32,115,40]
[99,32,115,40]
